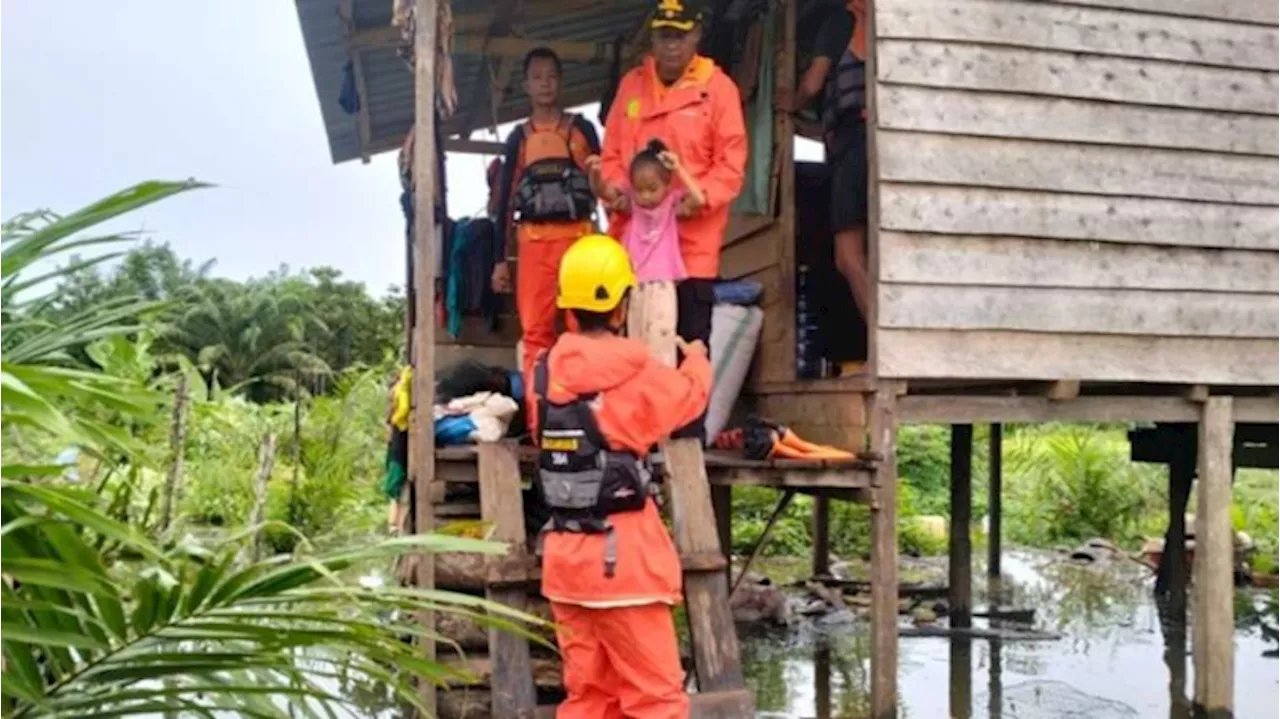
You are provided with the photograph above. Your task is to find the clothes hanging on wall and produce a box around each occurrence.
[730,2,774,216]
[444,218,500,337]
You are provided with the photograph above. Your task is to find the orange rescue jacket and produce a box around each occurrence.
[527,331,712,607]
[600,55,748,279]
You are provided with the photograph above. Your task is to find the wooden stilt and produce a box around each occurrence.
[1193,396,1234,715]
[1165,436,1195,629]
[812,496,831,577]
[815,644,832,719]
[477,442,537,718]
[869,386,899,719]
[949,424,973,629]
[987,577,1004,719]
[986,424,1002,579]
[949,637,973,719]
[663,438,749,696]
[410,2,439,714]
[711,485,733,563]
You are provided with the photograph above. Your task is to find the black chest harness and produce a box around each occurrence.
[533,355,656,577]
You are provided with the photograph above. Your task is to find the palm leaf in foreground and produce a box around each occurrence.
[1,479,546,718]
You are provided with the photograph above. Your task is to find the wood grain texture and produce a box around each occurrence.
[878,284,1280,338]
[877,329,1280,384]
[476,442,537,718]
[877,86,1279,156]
[1028,0,1277,25]
[410,2,439,713]
[868,386,899,718]
[878,232,1280,292]
[877,0,1279,70]
[879,183,1280,250]
[878,131,1279,205]
[877,40,1279,113]
[663,438,748,695]
[719,228,780,280]
[897,394,1279,423]
[1194,396,1235,712]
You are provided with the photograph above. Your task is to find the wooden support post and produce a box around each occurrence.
[812,496,831,577]
[477,442,537,718]
[1193,396,1234,715]
[987,424,1002,579]
[410,1,439,715]
[1157,428,1194,607]
[869,386,899,719]
[711,484,733,563]
[986,578,1004,719]
[663,438,749,697]
[950,424,973,629]
[949,637,973,719]
[815,644,832,719]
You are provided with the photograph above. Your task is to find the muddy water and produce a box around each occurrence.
[741,551,1279,718]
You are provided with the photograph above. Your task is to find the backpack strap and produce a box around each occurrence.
[533,350,551,443]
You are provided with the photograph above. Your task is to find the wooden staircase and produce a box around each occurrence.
[420,438,757,719]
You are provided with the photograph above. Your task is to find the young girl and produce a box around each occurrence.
[586,140,706,365]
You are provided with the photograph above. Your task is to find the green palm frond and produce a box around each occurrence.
[1,480,545,718]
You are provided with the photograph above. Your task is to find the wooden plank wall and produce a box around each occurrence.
[871,0,1280,385]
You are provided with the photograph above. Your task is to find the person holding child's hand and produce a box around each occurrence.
[587,141,705,367]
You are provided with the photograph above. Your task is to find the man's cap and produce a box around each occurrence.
[651,0,703,31]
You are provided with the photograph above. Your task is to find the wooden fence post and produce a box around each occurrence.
[159,375,189,532]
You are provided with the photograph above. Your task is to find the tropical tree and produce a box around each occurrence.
[42,242,215,321]
[2,479,528,718]
[2,181,541,717]
[165,279,331,403]
[1,182,192,456]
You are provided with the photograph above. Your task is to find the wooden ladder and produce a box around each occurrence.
[433,437,755,719]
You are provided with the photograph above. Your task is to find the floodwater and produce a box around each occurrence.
[741,550,1279,718]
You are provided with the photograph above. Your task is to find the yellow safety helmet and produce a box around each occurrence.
[556,234,636,313]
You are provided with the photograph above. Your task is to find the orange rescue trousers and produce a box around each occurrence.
[516,233,580,379]
[551,602,689,719]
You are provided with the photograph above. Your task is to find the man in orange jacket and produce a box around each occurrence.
[492,47,602,379]
[528,234,711,719]
[599,0,747,440]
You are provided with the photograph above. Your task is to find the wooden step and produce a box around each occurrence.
[439,688,755,719]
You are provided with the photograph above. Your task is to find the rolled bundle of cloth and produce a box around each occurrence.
[713,414,854,461]
[382,363,526,502]
[433,391,519,445]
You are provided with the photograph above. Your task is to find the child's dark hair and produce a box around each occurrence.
[523,47,562,76]
[629,139,671,180]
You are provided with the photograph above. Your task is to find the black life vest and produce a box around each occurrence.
[822,46,866,132]
[511,115,597,224]
[533,353,655,577]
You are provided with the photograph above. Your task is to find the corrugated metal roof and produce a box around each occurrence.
[295,0,651,164]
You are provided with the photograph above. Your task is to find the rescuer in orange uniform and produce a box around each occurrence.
[598,0,747,441]
[528,234,711,719]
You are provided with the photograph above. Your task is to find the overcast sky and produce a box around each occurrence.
[2,1,818,296]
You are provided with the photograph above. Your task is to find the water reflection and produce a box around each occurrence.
[740,550,1279,718]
